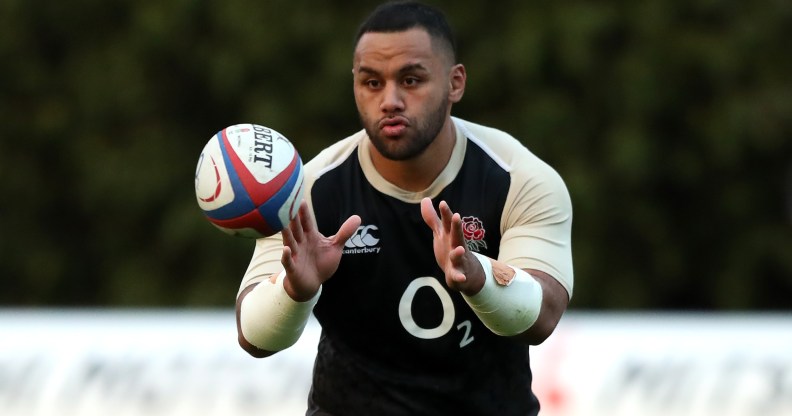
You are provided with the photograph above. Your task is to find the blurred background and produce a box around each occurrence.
[1,0,791,414]
[1,0,790,309]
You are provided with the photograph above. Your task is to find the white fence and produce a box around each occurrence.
[1,309,790,416]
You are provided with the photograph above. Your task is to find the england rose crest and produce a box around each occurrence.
[461,216,488,252]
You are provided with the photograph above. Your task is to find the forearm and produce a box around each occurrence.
[236,270,320,357]
[462,253,543,336]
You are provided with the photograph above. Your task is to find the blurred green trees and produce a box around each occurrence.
[1,0,789,309]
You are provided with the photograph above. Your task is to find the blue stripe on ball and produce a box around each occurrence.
[257,155,303,231]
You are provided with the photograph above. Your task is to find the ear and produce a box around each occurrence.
[448,64,466,103]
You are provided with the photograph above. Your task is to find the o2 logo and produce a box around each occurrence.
[397,277,475,348]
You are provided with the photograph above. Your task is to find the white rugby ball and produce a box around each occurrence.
[194,123,304,238]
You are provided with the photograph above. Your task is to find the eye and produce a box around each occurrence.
[364,79,382,89]
[403,77,421,87]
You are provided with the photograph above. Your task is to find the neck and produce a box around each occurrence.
[369,118,456,192]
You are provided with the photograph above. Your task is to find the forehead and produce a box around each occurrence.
[353,28,443,70]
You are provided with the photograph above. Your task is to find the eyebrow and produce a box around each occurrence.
[356,62,430,77]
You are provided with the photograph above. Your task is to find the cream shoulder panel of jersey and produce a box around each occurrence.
[455,118,574,298]
[237,134,363,297]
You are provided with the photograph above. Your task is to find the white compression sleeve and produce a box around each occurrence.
[463,253,543,336]
[239,270,320,352]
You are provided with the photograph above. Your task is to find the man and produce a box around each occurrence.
[235,2,573,415]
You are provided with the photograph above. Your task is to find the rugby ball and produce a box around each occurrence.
[194,123,304,238]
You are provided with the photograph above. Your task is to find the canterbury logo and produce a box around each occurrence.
[344,225,381,254]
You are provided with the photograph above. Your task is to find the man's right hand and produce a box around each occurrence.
[280,201,361,302]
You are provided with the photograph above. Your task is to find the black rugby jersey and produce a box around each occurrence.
[242,118,574,416]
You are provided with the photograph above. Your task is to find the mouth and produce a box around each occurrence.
[378,116,409,137]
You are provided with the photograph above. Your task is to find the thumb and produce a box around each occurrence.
[332,215,362,247]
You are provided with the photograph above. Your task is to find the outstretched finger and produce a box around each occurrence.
[438,201,454,232]
[288,205,305,243]
[447,245,470,286]
[282,221,297,249]
[297,200,317,235]
[420,198,440,233]
[280,245,296,275]
[450,212,467,250]
[448,244,468,269]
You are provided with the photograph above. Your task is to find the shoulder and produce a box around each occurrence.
[454,117,565,187]
[455,117,572,230]
[304,130,366,180]
[302,130,366,198]
[298,130,369,214]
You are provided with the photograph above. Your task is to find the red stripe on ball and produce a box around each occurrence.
[221,129,299,207]
[208,208,276,237]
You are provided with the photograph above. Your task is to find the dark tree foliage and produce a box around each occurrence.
[1,0,789,309]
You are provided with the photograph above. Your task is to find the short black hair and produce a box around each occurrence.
[354,1,458,63]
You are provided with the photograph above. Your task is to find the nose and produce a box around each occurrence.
[380,82,404,113]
